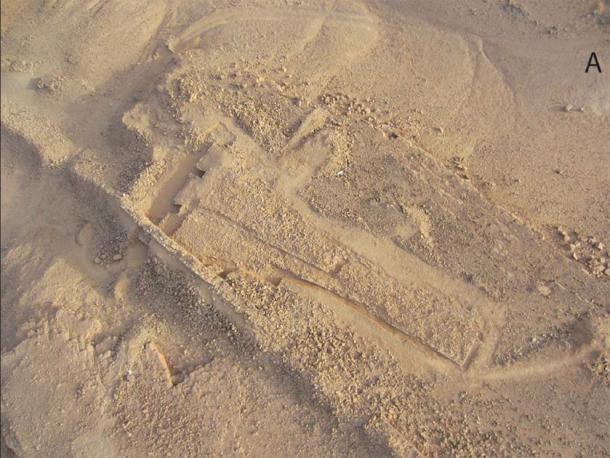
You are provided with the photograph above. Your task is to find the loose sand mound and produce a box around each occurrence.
[1,0,609,456]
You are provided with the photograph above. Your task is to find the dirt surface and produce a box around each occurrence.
[1,0,609,456]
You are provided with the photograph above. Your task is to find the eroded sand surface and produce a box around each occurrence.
[1,0,610,456]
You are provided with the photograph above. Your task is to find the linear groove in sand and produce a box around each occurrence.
[274,270,463,373]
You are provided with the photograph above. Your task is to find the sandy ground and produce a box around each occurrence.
[1,0,609,456]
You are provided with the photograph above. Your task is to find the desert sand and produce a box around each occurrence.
[1,0,609,456]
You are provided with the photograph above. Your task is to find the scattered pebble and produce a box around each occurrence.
[556,227,610,277]
[592,264,605,274]
[537,285,551,297]
[563,104,585,113]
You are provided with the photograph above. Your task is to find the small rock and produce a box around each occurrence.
[563,104,574,112]
[94,257,101,264]
[537,285,551,297]
[113,254,123,261]
[592,264,605,274]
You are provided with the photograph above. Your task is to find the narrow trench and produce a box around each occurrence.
[269,268,464,373]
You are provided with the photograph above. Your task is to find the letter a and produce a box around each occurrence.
[585,52,602,73]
